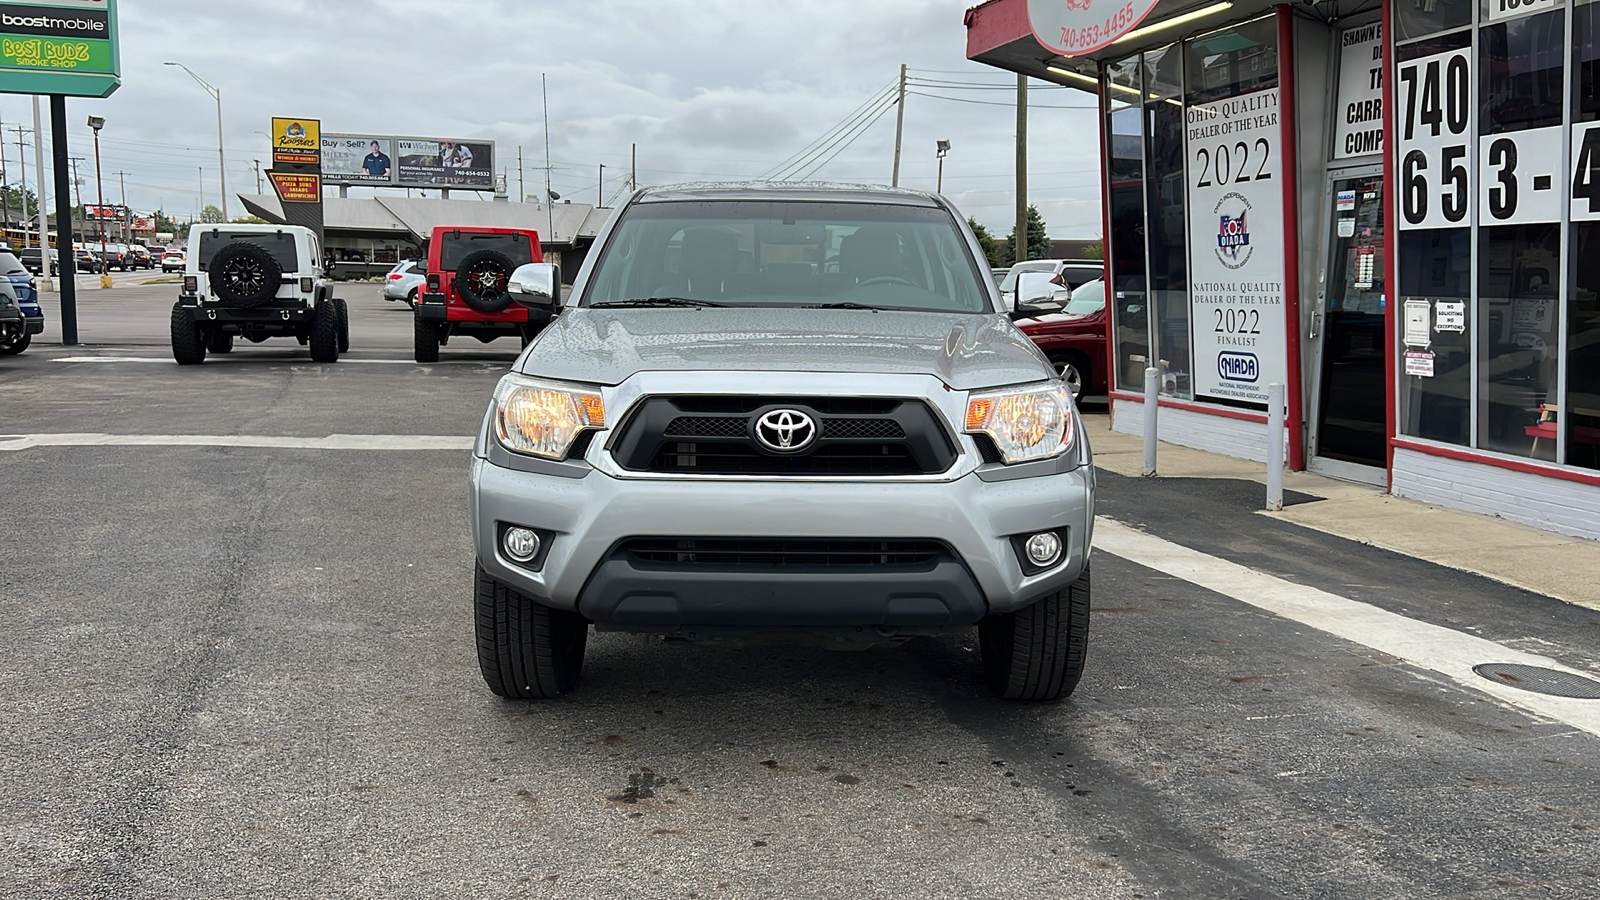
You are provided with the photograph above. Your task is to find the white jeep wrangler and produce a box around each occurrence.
[170,223,346,364]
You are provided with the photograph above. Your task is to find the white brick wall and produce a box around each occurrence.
[1392,447,1600,541]
[1111,398,1286,464]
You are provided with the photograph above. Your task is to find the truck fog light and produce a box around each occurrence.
[1025,531,1062,567]
[502,527,541,563]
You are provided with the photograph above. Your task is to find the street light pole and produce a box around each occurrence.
[87,116,111,289]
[935,139,951,194]
[165,62,227,220]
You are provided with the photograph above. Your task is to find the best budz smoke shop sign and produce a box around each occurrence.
[1185,87,1287,406]
[1027,0,1159,55]
[0,0,119,98]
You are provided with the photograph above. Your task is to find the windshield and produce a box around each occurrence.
[582,199,991,313]
[999,261,1057,292]
[1063,280,1106,315]
[195,231,299,272]
[0,252,26,275]
[439,233,534,270]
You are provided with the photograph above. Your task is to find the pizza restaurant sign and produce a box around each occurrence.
[1028,0,1160,56]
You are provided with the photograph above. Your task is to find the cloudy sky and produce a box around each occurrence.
[0,0,1103,238]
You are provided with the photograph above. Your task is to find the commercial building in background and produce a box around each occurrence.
[236,193,611,281]
[965,0,1600,540]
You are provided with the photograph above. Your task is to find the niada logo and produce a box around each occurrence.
[1212,191,1254,270]
[1217,351,1260,383]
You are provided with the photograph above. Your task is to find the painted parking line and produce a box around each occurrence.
[0,433,474,451]
[50,356,508,365]
[1094,517,1600,738]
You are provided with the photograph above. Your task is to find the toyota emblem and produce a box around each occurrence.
[754,409,817,452]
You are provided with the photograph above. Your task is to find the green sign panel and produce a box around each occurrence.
[0,0,119,98]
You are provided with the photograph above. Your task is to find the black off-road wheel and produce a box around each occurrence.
[0,329,31,356]
[208,241,282,308]
[454,249,517,313]
[207,331,234,354]
[170,301,206,365]
[308,300,340,363]
[979,563,1090,702]
[413,312,440,363]
[334,297,350,352]
[474,562,588,699]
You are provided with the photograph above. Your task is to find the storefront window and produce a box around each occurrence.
[1481,10,1566,134]
[1570,224,1600,468]
[1398,229,1473,445]
[1106,56,1150,393]
[1145,44,1190,398]
[1478,223,1562,458]
[1185,16,1278,106]
[1395,0,1473,44]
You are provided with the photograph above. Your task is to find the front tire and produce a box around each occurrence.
[414,312,440,363]
[170,302,206,365]
[334,298,350,353]
[474,563,588,699]
[308,300,340,363]
[979,563,1090,701]
[0,330,31,356]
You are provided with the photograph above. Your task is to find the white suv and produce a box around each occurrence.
[170,224,345,364]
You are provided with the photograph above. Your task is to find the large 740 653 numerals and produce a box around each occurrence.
[1397,48,1471,231]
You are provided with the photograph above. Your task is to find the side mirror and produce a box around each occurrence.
[1011,272,1062,319]
[509,262,561,306]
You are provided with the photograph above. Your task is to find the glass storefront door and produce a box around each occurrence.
[1310,172,1388,475]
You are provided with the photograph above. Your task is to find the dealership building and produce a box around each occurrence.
[965,0,1600,540]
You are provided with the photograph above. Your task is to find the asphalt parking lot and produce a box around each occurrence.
[4,282,1600,899]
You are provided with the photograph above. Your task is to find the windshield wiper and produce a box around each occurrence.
[798,301,882,310]
[590,297,727,308]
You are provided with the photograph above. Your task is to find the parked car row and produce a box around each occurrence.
[0,249,46,355]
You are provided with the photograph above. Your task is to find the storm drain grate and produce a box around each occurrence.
[1471,663,1600,699]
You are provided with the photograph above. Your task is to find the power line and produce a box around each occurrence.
[905,90,1096,110]
[761,79,897,180]
[795,92,899,180]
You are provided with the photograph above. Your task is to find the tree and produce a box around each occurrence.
[968,217,1004,269]
[1002,204,1051,264]
[230,215,268,224]
[1080,240,1103,260]
[152,209,183,235]
[0,185,40,218]
[200,204,225,224]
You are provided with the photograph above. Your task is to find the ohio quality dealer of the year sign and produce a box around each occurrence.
[1185,86,1287,406]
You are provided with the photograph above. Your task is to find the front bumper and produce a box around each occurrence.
[471,371,1094,632]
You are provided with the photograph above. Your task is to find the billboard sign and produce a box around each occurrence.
[321,133,393,185]
[271,116,321,166]
[269,171,321,203]
[84,203,127,220]
[396,137,494,189]
[0,0,120,98]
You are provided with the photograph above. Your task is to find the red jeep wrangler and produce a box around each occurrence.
[413,226,551,362]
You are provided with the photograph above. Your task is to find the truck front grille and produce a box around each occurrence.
[620,538,946,568]
[610,396,955,476]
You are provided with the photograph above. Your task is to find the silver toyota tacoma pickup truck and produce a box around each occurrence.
[469,182,1094,702]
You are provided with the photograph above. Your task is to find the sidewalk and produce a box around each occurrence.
[1083,411,1600,611]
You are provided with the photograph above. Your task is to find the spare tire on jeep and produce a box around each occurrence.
[209,241,283,308]
[454,249,516,313]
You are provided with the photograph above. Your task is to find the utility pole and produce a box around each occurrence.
[33,97,52,292]
[597,163,605,207]
[69,156,85,244]
[542,73,554,248]
[252,159,262,194]
[518,146,524,202]
[891,63,907,187]
[12,125,27,248]
[631,143,637,193]
[115,171,129,242]
[1015,74,1028,265]
[1,112,9,237]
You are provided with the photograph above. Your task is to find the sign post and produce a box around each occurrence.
[0,0,122,345]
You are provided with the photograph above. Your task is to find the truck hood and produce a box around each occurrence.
[518,307,1053,391]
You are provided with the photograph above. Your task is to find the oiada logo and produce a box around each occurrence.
[1217,352,1260,383]
[1062,0,1093,10]
[1212,192,1254,270]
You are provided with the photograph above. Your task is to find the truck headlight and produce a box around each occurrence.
[965,383,1074,464]
[493,374,605,460]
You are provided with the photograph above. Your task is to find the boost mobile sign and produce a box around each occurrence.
[0,0,120,98]
[1185,87,1287,406]
[1027,0,1159,56]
